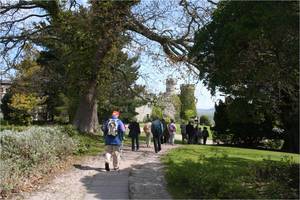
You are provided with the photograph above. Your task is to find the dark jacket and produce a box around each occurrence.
[128,121,141,137]
[151,119,163,137]
[202,129,209,138]
[186,123,195,136]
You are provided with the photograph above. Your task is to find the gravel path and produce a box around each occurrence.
[13,143,179,200]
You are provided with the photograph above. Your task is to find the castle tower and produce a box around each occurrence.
[166,78,176,95]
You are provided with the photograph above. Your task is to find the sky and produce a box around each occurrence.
[135,51,224,109]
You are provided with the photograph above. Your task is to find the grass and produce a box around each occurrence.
[72,133,105,156]
[162,145,300,199]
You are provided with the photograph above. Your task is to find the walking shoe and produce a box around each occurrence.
[114,167,119,171]
[105,162,110,171]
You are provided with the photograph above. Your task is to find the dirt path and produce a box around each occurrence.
[13,143,179,200]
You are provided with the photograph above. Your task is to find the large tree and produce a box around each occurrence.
[191,1,299,152]
[1,0,210,133]
[180,84,197,120]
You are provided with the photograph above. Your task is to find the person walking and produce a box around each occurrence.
[186,121,195,144]
[151,118,164,153]
[180,122,187,144]
[194,124,202,144]
[103,111,125,171]
[168,119,176,145]
[198,126,203,144]
[128,118,141,151]
[143,121,152,147]
[202,127,209,145]
[161,118,169,144]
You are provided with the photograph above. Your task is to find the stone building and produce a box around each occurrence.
[0,80,12,119]
[0,80,11,100]
[135,78,178,122]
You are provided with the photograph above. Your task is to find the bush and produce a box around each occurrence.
[200,115,212,126]
[0,126,77,197]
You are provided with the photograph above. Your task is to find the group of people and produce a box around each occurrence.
[180,121,209,145]
[101,111,177,171]
[128,118,177,153]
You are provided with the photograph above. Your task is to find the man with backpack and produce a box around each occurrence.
[103,111,125,171]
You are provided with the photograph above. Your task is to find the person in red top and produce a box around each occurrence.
[103,111,125,171]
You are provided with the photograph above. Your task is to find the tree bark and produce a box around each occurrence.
[73,79,99,133]
[72,33,114,133]
[282,122,299,153]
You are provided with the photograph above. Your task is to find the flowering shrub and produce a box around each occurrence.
[0,126,77,197]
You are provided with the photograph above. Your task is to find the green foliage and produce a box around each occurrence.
[199,115,211,126]
[163,145,299,199]
[212,99,280,147]
[54,93,71,123]
[191,1,299,152]
[170,94,181,121]
[7,93,44,125]
[0,92,13,122]
[0,126,77,196]
[179,84,197,120]
[59,125,105,156]
[0,124,105,197]
[34,6,144,125]
[151,105,163,120]
[97,54,145,123]
[183,109,195,121]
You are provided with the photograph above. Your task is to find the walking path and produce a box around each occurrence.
[14,144,178,200]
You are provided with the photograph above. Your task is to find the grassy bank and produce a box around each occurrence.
[162,145,299,199]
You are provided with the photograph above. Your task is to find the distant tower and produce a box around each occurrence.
[166,78,176,95]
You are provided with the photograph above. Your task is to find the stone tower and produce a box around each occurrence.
[166,78,176,94]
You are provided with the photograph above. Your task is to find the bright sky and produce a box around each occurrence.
[136,52,224,109]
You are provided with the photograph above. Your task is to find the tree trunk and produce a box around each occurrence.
[282,125,299,153]
[73,79,99,133]
[72,37,113,133]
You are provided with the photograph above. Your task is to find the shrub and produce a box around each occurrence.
[0,126,77,197]
[200,115,212,126]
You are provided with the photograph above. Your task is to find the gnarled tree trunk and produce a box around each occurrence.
[73,79,99,133]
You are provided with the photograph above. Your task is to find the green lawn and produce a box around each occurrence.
[162,145,300,199]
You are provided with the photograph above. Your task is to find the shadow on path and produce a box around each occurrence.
[77,164,131,200]
[75,145,172,200]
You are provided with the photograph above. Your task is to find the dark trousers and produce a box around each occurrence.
[181,133,187,144]
[203,137,207,145]
[153,135,161,153]
[188,134,194,144]
[131,135,139,151]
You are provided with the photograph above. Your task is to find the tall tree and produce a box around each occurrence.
[180,84,197,120]
[191,1,299,152]
[1,0,206,133]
